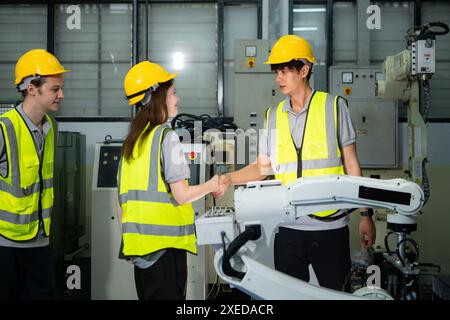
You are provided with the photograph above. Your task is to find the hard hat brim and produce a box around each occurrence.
[164,73,177,82]
[263,57,315,65]
[128,94,145,106]
[14,69,72,85]
[40,68,72,77]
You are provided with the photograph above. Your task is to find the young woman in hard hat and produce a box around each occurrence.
[0,49,69,299]
[216,35,375,291]
[118,61,219,300]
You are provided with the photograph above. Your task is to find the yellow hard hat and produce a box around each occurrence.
[124,61,176,106]
[264,35,315,65]
[15,49,70,86]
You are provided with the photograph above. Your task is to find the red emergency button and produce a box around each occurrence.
[188,151,197,160]
[343,86,352,96]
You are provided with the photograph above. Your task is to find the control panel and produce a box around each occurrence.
[329,66,398,168]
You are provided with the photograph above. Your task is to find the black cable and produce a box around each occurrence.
[406,22,449,47]
[419,80,431,205]
[396,238,420,266]
[421,21,449,36]
[422,79,431,123]
[222,225,261,280]
[384,231,395,256]
[171,113,237,136]
[220,231,227,258]
[422,160,430,205]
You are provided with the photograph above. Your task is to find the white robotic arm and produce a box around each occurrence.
[195,175,424,300]
[235,175,422,255]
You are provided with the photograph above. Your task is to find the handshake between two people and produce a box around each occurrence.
[207,174,232,199]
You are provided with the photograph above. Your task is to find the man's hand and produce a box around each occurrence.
[212,174,231,198]
[359,216,376,248]
[207,175,220,193]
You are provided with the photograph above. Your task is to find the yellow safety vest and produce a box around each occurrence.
[265,91,345,217]
[0,108,55,241]
[118,124,197,256]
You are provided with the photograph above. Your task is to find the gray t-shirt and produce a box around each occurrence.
[258,91,357,231]
[132,125,191,269]
[0,104,53,247]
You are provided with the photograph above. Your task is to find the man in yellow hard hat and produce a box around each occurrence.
[0,49,70,299]
[216,35,375,291]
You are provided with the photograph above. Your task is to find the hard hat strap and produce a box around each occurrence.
[140,91,152,106]
[125,83,159,100]
[17,75,41,92]
[296,58,312,67]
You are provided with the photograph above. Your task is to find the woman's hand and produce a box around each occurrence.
[208,175,220,193]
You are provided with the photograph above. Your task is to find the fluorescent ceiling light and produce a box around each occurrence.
[293,8,325,13]
[293,27,318,31]
[173,52,184,70]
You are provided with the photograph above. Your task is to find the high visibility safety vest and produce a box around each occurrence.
[118,124,197,257]
[265,91,345,217]
[0,108,55,241]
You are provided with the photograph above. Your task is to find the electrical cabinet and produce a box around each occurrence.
[234,40,283,131]
[329,66,398,168]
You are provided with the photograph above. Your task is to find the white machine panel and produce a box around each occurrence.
[412,39,435,75]
[196,209,237,246]
[91,142,137,300]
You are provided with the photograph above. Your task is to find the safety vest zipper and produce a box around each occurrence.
[296,147,302,178]
[293,93,313,179]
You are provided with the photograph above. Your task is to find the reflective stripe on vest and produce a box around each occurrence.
[118,124,197,256]
[0,109,54,241]
[265,92,345,217]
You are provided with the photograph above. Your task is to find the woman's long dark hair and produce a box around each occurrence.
[122,79,173,162]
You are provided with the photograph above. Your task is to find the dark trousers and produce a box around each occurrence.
[0,245,55,300]
[274,226,351,291]
[134,248,187,300]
